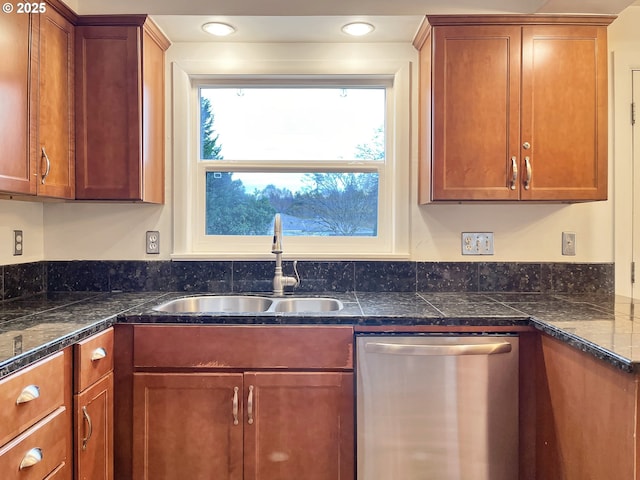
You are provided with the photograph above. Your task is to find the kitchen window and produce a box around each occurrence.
[172,61,410,259]
[199,85,383,239]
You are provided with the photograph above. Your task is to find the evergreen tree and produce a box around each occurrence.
[201,97,223,160]
[205,173,275,235]
[201,97,275,235]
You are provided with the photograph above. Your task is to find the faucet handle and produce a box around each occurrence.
[293,260,300,289]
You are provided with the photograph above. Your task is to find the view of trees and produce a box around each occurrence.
[201,97,223,160]
[202,97,380,236]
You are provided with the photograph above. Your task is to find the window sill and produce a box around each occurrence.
[170,252,411,261]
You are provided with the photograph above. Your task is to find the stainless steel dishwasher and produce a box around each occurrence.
[356,335,519,480]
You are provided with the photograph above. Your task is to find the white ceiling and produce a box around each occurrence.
[73,0,639,43]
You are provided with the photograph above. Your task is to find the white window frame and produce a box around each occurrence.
[172,59,410,260]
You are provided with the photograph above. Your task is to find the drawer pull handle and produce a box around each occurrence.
[82,406,93,450]
[16,385,40,405]
[41,147,51,185]
[524,157,532,190]
[91,347,107,361]
[247,385,254,425]
[232,387,239,425]
[510,156,517,190]
[19,447,43,469]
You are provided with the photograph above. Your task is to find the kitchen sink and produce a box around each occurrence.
[271,297,343,313]
[152,295,343,314]
[153,295,273,314]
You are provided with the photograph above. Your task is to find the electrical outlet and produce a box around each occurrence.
[13,230,23,256]
[562,232,576,256]
[146,231,160,254]
[461,232,494,255]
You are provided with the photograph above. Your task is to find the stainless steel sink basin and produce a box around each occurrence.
[152,295,343,314]
[153,295,273,314]
[271,297,344,313]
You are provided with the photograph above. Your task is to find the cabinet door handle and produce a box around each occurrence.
[524,157,532,190]
[82,406,93,450]
[510,156,518,190]
[232,386,239,425]
[19,447,43,469]
[41,147,51,185]
[91,347,107,361]
[247,385,254,425]
[16,385,40,404]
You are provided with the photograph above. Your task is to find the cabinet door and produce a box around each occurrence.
[431,25,521,201]
[132,372,243,480]
[244,372,354,480]
[75,25,142,200]
[75,373,113,480]
[520,25,608,201]
[37,7,74,199]
[0,12,37,195]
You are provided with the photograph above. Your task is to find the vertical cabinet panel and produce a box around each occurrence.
[37,6,75,199]
[141,28,165,204]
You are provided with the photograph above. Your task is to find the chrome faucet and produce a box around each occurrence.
[271,214,299,296]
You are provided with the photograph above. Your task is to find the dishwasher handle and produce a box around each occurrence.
[364,340,512,356]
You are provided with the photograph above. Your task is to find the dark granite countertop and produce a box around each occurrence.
[0,290,637,378]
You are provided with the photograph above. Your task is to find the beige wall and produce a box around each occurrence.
[2,7,639,268]
[0,199,44,265]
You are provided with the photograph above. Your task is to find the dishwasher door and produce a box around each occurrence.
[356,335,518,480]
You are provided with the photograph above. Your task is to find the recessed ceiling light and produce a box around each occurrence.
[202,22,236,37]
[341,22,375,37]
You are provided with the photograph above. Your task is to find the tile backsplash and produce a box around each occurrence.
[0,260,614,302]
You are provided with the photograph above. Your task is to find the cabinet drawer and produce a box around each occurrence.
[134,325,354,370]
[0,406,69,480]
[0,352,66,447]
[74,328,114,393]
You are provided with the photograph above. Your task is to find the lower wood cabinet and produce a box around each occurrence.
[532,333,637,479]
[128,325,354,480]
[132,371,353,480]
[0,350,72,480]
[74,328,114,480]
[74,373,113,480]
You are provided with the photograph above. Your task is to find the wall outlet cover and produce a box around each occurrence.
[562,232,576,256]
[146,231,160,254]
[13,230,23,256]
[461,232,494,255]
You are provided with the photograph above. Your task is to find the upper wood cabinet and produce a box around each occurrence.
[36,4,76,199]
[0,1,76,199]
[0,13,37,195]
[75,16,169,203]
[415,15,615,203]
